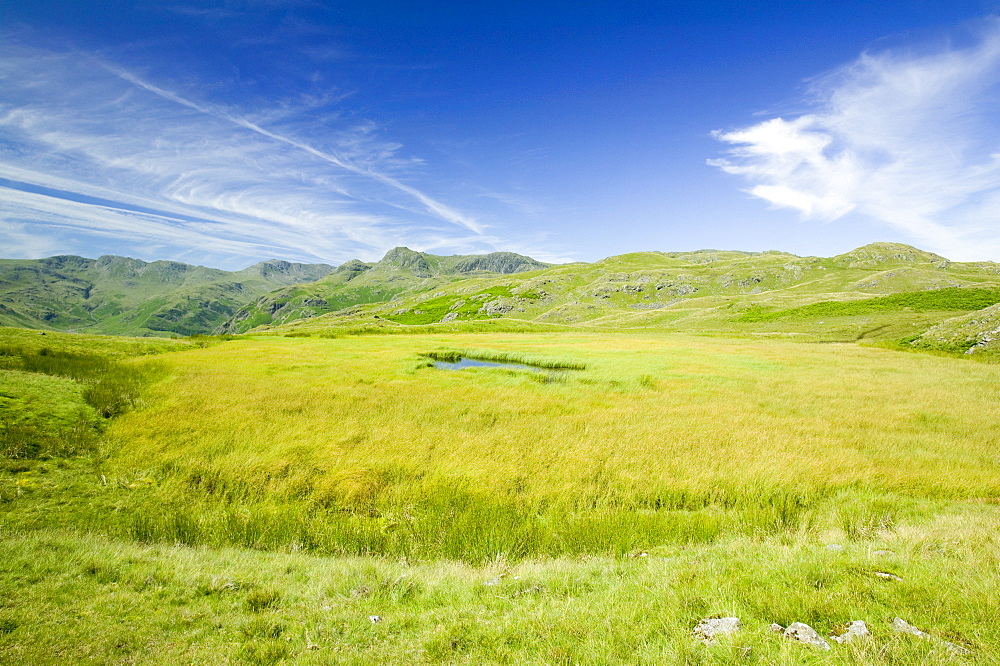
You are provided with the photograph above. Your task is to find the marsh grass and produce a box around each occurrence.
[0,328,175,460]
[13,346,166,417]
[0,418,97,460]
[79,332,1000,564]
[110,483,753,561]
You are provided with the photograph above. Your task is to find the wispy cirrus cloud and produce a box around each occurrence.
[0,39,491,268]
[711,20,1000,260]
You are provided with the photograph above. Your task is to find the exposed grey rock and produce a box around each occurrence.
[892,618,970,655]
[892,617,930,639]
[907,302,1000,355]
[629,301,680,310]
[832,621,871,644]
[825,544,845,552]
[368,615,382,623]
[784,622,831,650]
[440,312,458,322]
[872,549,895,557]
[481,299,513,315]
[767,623,785,634]
[693,617,741,644]
[873,571,902,581]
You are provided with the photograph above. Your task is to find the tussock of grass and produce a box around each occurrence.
[3,345,165,418]
[0,327,172,459]
[185,333,238,347]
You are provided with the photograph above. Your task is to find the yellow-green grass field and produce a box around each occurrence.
[109,332,1000,503]
[2,328,1000,663]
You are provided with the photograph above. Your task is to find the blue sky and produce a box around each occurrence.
[3,1,1000,269]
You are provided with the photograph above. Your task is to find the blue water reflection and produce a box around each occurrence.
[433,358,540,371]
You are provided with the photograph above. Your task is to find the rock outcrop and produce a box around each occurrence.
[692,617,741,644]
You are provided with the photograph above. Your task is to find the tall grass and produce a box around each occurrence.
[107,475,830,562]
[0,418,98,459]
[90,332,1000,561]
[0,332,169,459]
[5,346,165,418]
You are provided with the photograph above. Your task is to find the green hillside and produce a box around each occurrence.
[0,255,332,337]
[263,242,1000,347]
[901,302,1000,354]
[218,247,549,333]
[7,242,1000,353]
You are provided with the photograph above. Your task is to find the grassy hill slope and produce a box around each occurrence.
[266,243,1000,345]
[9,242,1000,347]
[0,255,332,336]
[218,247,549,333]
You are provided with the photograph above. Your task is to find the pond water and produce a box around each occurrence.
[433,357,544,372]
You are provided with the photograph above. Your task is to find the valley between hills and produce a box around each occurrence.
[2,241,1000,664]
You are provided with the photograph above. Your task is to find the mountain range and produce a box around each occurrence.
[0,255,332,336]
[4,243,1000,353]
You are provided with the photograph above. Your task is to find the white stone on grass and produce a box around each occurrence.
[784,622,831,650]
[693,617,741,645]
[892,617,930,638]
[892,617,970,655]
[873,571,902,581]
[832,620,871,644]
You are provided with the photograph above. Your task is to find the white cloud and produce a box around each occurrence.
[0,39,494,267]
[711,20,1000,260]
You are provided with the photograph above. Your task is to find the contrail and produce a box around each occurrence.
[106,66,485,235]
[940,141,962,167]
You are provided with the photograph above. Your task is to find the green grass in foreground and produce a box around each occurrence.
[2,328,999,662]
[2,474,997,664]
